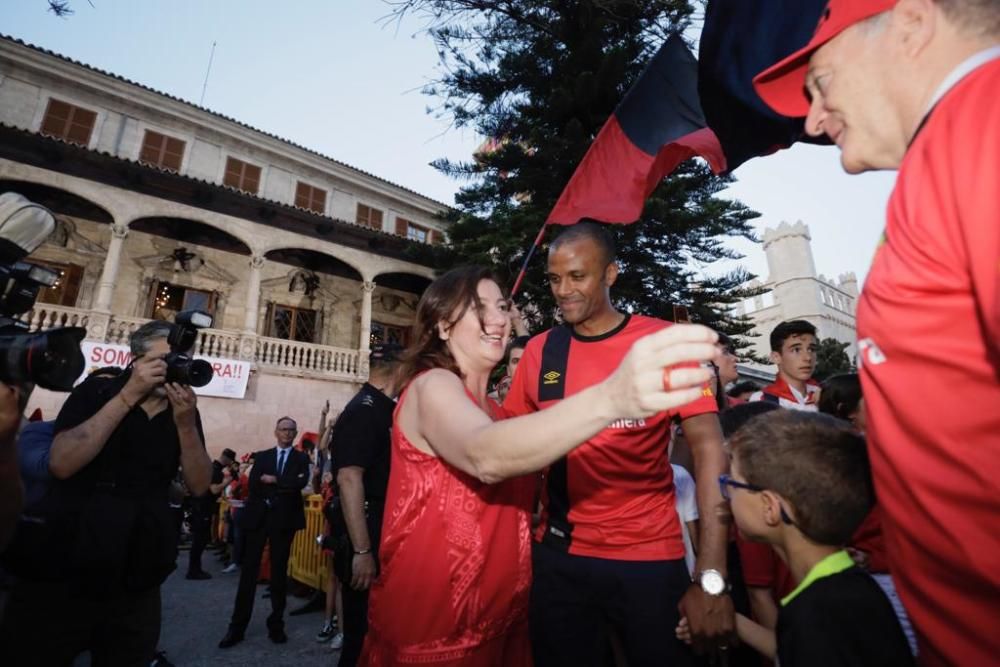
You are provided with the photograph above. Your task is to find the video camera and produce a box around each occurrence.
[163,310,214,387]
[0,193,85,391]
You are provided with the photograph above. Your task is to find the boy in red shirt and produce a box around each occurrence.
[749,321,820,411]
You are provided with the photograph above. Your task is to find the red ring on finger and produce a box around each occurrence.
[662,368,672,392]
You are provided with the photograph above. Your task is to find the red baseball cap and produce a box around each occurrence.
[753,0,897,117]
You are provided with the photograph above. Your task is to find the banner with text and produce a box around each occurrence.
[80,342,251,399]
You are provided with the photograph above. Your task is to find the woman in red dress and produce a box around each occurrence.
[360,266,719,666]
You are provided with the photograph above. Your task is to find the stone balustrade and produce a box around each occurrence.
[21,304,90,332]
[20,304,363,382]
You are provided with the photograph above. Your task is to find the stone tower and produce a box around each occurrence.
[736,221,859,371]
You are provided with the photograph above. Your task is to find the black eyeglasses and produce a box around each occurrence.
[718,474,764,501]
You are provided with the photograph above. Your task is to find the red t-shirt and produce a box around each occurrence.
[856,56,1000,667]
[503,314,718,560]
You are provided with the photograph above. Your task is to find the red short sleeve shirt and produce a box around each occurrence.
[856,57,1000,667]
[503,314,718,560]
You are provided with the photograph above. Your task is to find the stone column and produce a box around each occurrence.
[359,281,375,353]
[93,223,128,312]
[243,255,265,333]
[358,281,376,379]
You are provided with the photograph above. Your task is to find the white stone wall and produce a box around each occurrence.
[0,38,448,241]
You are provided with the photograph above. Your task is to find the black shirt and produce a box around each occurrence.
[331,382,394,502]
[54,373,206,499]
[777,566,915,667]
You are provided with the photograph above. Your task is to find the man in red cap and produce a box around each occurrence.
[753,1,1000,665]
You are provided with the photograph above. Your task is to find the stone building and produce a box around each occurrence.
[733,221,859,372]
[0,35,447,455]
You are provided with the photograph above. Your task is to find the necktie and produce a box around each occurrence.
[277,449,286,476]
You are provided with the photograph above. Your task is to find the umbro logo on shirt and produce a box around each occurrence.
[542,370,561,385]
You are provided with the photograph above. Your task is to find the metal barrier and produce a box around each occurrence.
[216,494,333,592]
[289,494,334,593]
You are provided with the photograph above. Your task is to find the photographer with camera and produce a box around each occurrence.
[0,317,211,666]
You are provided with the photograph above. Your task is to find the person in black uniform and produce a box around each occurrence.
[219,417,310,648]
[333,343,401,667]
[187,447,236,579]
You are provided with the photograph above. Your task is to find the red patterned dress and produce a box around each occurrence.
[360,384,535,666]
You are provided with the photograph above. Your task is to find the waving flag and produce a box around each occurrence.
[546,35,725,226]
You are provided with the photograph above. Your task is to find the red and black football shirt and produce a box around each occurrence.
[503,314,718,561]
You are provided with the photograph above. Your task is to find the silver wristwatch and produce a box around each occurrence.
[695,568,729,596]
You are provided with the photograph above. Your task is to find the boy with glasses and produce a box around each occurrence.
[719,410,912,666]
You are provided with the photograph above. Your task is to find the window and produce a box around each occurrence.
[356,203,384,230]
[33,260,84,307]
[40,98,97,146]
[400,219,429,243]
[371,321,409,347]
[268,304,317,342]
[139,130,186,172]
[295,182,327,214]
[150,281,216,321]
[223,157,262,194]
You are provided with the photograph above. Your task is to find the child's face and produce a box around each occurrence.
[728,456,769,542]
[770,333,818,383]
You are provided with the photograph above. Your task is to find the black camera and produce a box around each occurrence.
[0,193,85,391]
[163,310,214,387]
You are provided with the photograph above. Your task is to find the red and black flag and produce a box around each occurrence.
[698,0,829,168]
[546,34,725,226]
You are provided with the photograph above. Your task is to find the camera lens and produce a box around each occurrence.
[164,353,214,388]
[0,326,85,391]
[186,359,213,388]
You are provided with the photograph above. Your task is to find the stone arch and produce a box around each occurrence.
[128,216,253,256]
[0,179,114,224]
[260,247,366,347]
[259,242,366,279]
[373,271,433,296]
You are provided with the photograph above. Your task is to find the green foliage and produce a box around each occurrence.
[814,337,855,381]
[391,0,767,358]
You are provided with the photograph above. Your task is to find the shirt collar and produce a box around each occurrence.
[924,45,1000,118]
[781,549,855,607]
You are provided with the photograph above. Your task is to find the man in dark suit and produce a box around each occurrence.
[219,416,310,648]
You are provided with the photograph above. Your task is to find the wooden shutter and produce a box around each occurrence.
[40,99,96,146]
[395,217,408,236]
[224,158,261,194]
[140,130,185,172]
[296,182,326,214]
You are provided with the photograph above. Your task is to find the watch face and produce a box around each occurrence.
[700,570,726,595]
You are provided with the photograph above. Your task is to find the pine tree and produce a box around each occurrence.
[813,337,855,381]
[394,0,767,356]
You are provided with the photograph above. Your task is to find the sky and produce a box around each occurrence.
[1,0,896,287]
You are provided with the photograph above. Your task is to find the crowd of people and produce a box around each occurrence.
[0,0,997,665]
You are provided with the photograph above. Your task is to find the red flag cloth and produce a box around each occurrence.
[547,36,726,226]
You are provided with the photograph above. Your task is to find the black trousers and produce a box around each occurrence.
[187,503,213,574]
[529,542,694,667]
[0,579,161,667]
[228,512,296,633]
[335,506,383,667]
